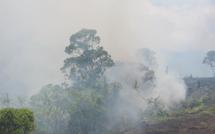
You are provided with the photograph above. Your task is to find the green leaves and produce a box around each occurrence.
[0,108,35,134]
[61,29,114,88]
[30,84,71,134]
[31,29,115,134]
[67,88,108,134]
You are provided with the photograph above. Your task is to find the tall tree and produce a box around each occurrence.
[203,50,215,76]
[61,29,114,88]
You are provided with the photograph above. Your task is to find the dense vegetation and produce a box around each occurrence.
[30,29,119,134]
[0,108,35,134]
[28,29,162,134]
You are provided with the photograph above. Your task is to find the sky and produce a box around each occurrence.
[0,0,214,96]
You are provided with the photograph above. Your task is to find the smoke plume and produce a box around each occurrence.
[105,48,187,131]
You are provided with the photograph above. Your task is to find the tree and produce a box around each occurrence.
[30,29,117,134]
[61,29,114,88]
[67,88,108,134]
[203,50,215,76]
[30,29,115,134]
[60,29,116,134]
[30,84,71,134]
[0,108,35,134]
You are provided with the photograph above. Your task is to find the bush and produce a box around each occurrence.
[0,108,35,134]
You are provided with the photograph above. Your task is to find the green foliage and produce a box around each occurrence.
[172,98,205,116]
[61,29,114,88]
[143,97,169,122]
[30,84,71,134]
[30,29,116,134]
[0,108,34,134]
[181,98,204,110]
[68,88,108,134]
[30,84,117,134]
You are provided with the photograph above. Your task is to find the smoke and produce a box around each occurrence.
[105,48,186,130]
[152,71,186,106]
[0,0,214,95]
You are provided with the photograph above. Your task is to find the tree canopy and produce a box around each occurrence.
[203,50,215,76]
[61,29,114,88]
[0,108,35,134]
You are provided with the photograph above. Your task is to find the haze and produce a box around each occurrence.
[0,0,214,96]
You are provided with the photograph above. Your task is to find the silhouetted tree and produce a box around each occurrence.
[61,29,114,88]
[203,50,215,76]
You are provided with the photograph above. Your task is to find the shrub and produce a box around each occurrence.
[0,108,35,134]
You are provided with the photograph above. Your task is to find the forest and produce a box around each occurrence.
[1,29,215,134]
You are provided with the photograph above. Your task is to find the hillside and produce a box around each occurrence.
[124,77,215,134]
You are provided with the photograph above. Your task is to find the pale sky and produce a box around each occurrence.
[0,0,214,96]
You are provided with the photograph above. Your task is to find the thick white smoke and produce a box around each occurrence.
[152,70,186,106]
[105,48,187,130]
